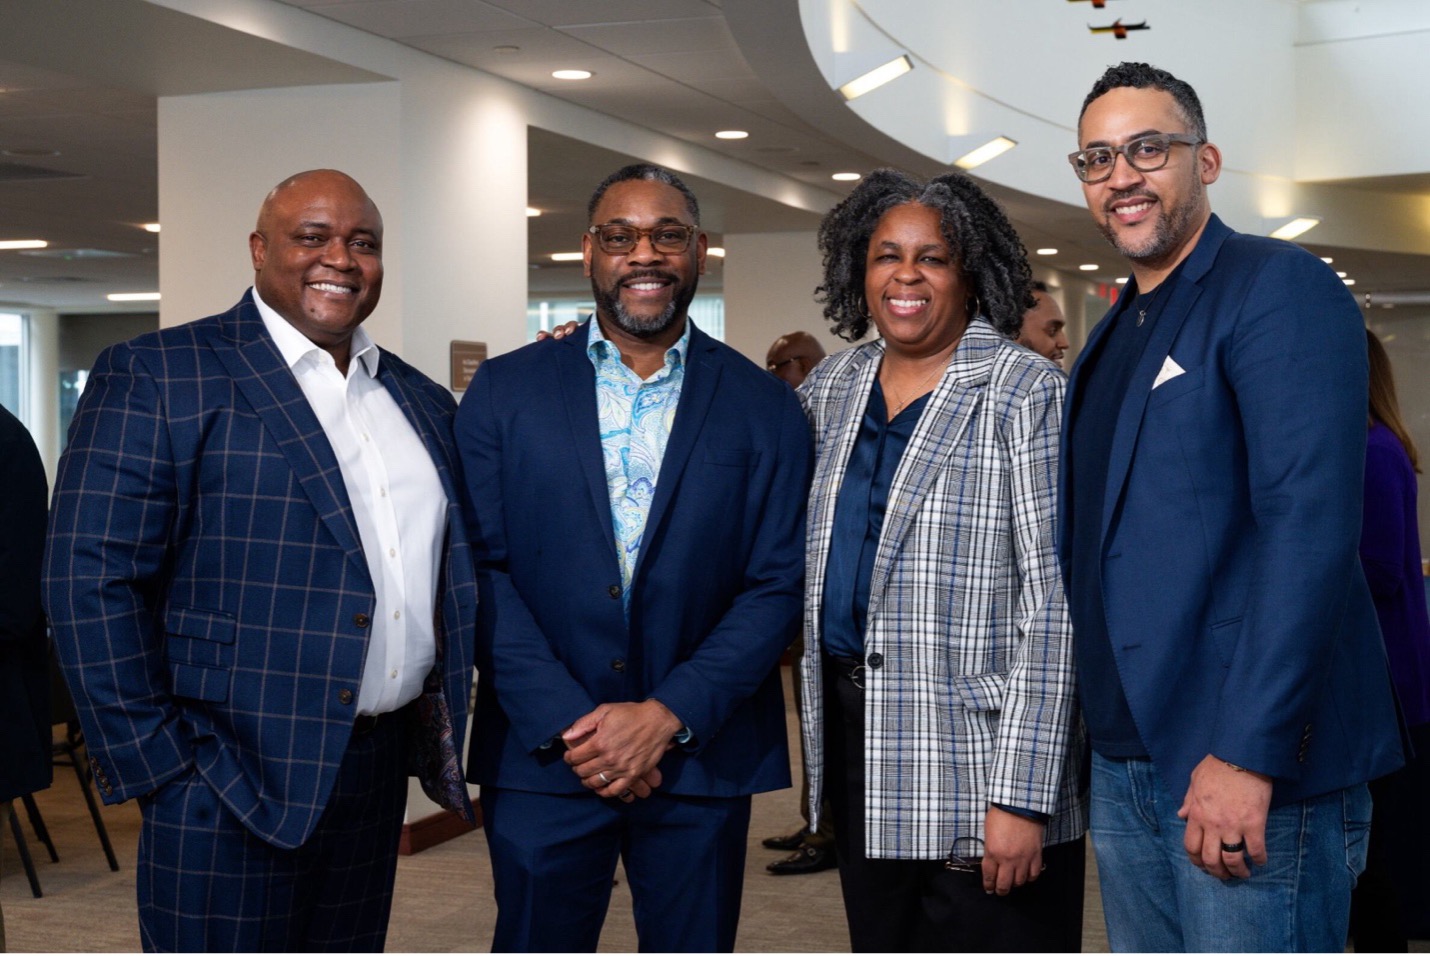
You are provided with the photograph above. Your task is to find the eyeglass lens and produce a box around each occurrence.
[593,224,693,255]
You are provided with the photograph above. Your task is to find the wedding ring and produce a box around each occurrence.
[1220,840,1246,853]
[598,771,611,785]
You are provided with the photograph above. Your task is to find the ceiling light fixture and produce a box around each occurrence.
[550,252,583,262]
[707,247,726,258]
[1035,248,1058,256]
[1115,277,1129,285]
[1269,217,1320,240]
[107,292,160,302]
[552,69,592,81]
[1079,263,1099,272]
[525,207,541,218]
[0,239,48,250]
[831,172,861,182]
[954,136,1016,170]
[142,223,161,233]
[1343,278,1356,286]
[715,130,748,140]
[1336,271,1347,278]
[838,55,913,101]
[1320,257,1334,265]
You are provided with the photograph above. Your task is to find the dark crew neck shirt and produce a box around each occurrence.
[1067,276,1182,758]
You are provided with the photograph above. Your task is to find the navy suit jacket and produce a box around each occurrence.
[44,292,476,849]
[456,321,811,797]
[1059,215,1403,804]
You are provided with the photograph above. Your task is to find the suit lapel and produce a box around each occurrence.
[866,321,994,615]
[1099,215,1230,545]
[376,357,456,503]
[213,294,368,575]
[558,323,619,560]
[633,325,720,583]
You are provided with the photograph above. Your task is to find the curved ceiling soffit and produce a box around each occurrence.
[727,0,1430,258]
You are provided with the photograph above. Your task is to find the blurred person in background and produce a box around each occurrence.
[1015,281,1069,367]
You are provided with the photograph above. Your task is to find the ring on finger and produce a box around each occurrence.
[1220,840,1246,853]
[618,790,634,802]
[598,771,611,785]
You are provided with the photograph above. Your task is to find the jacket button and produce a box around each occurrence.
[866,652,884,669]
[607,585,621,599]
[338,689,354,705]
[611,659,626,672]
[353,613,371,628]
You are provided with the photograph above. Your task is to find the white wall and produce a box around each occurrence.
[25,308,60,484]
[721,230,846,368]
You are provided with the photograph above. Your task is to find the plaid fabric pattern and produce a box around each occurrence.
[798,320,1086,859]
[44,293,476,851]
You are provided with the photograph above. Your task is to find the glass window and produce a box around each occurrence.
[0,312,25,422]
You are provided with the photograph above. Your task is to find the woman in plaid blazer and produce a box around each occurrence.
[797,169,1087,952]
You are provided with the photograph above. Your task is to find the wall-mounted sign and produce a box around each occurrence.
[450,340,487,392]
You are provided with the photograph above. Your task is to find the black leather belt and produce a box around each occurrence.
[353,713,384,735]
[824,653,866,689]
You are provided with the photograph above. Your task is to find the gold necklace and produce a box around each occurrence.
[885,357,948,416]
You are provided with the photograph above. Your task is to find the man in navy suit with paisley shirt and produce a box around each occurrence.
[45,170,474,952]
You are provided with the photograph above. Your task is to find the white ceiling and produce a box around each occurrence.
[0,0,1425,311]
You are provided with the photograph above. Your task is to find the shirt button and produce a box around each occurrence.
[389,548,396,558]
[390,668,398,679]
[867,652,884,669]
[380,487,388,497]
[611,659,626,672]
[607,585,621,599]
[362,433,370,442]
[393,610,401,620]
[338,689,354,705]
[353,613,371,628]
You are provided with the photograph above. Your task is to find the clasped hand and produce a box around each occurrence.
[562,700,680,802]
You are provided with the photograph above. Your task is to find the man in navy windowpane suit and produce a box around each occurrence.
[45,170,475,952]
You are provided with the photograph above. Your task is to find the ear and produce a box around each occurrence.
[1197,141,1222,186]
[249,231,268,272]
[695,230,708,277]
[582,231,593,279]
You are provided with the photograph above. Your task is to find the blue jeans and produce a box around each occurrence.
[1090,752,1371,952]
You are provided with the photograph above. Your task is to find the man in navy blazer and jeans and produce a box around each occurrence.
[45,170,475,952]
[1059,62,1404,951]
[456,164,811,952]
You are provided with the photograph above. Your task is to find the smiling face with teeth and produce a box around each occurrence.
[250,169,384,370]
[1078,86,1221,286]
[584,179,706,347]
[863,202,970,359]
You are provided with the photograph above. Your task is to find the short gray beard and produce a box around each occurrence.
[1099,176,1204,267]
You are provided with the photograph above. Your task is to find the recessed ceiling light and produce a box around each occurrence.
[1320,257,1334,264]
[1269,217,1319,240]
[953,136,1016,170]
[525,207,541,218]
[838,55,913,100]
[1343,278,1356,286]
[831,172,861,182]
[107,292,161,302]
[707,247,726,257]
[552,69,592,81]
[715,130,748,140]
[1336,271,1347,278]
[1035,248,1058,256]
[142,223,161,233]
[1079,263,1099,271]
[0,239,47,250]
[1115,277,1128,284]
[550,252,583,262]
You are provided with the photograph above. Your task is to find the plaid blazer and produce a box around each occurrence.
[44,292,476,850]
[798,319,1086,859]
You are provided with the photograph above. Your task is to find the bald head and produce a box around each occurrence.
[249,169,384,373]
[766,331,826,388]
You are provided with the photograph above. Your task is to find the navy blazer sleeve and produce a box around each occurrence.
[1209,248,1371,778]
[45,341,193,801]
[456,360,600,752]
[645,384,811,746]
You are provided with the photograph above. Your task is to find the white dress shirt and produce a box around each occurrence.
[253,288,446,716]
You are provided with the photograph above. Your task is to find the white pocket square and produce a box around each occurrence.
[1152,356,1185,389]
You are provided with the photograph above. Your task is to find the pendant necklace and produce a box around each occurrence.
[1136,281,1169,327]
[886,357,948,416]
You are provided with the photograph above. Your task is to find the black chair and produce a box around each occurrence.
[5,655,120,898]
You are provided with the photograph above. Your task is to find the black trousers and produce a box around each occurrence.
[824,656,1086,953]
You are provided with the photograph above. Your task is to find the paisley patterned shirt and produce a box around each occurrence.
[587,319,690,610]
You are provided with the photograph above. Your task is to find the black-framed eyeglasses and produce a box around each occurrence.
[588,222,697,256]
[1068,133,1204,183]
[945,838,984,873]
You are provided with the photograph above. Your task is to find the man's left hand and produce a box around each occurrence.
[562,700,681,800]
[1178,754,1272,880]
[981,806,1046,895]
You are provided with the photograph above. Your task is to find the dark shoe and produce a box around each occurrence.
[766,844,837,875]
[760,826,809,851]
